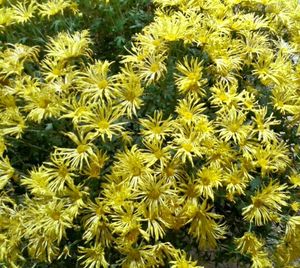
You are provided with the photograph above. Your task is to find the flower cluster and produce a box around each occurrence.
[0,0,300,267]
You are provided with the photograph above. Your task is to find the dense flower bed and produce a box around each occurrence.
[0,0,300,267]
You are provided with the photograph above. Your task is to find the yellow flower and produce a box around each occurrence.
[135,175,176,217]
[216,107,252,144]
[82,149,108,179]
[80,60,116,102]
[53,130,95,170]
[80,100,125,141]
[197,164,223,201]
[143,139,172,167]
[175,57,207,96]
[251,250,272,268]
[21,166,53,197]
[78,243,108,268]
[24,87,62,123]
[110,203,149,244]
[0,156,15,190]
[235,232,264,255]
[288,172,300,188]
[112,145,153,187]
[290,201,300,212]
[251,107,280,143]
[186,200,227,249]
[11,0,37,24]
[242,181,289,225]
[116,63,144,118]
[140,110,174,141]
[138,51,167,85]
[43,154,77,193]
[253,142,291,176]
[285,216,300,240]
[170,250,203,268]
[45,30,92,62]
[0,7,15,30]
[81,198,112,246]
[60,94,92,126]
[38,0,78,18]
[175,95,205,123]
[223,164,250,196]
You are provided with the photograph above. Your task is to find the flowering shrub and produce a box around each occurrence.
[0,0,300,267]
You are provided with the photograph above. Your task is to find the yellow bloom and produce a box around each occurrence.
[235,232,264,255]
[140,110,174,141]
[78,243,108,268]
[116,63,144,118]
[216,107,252,144]
[21,166,53,197]
[38,0,78,18]
[24,87,62,123]
[175,95,205,123]
[81,198,112,246]
[53,130,95,170]
[186,200,227,249]
[285,216,300,240]
[135,175,176,217]
[0,156,15,190]
[223,164,250,196]
[143,139,172,167]
[80,60,116,102]
[175,56,207,96]
[112,145,153,187]
[170,250,203,268]
[253,142,291,175]
[45,30,92,62]
[288,172,300,188]
[197,164,223,201]
[251,107,280,143]
[11,0,37,24]
[43,154,77,193]
[138,51,167,85]
[80,100,125,141]
[60,94,92,126]
[242,181,289,225]
[251,250,272,268]
[82,149,108,179]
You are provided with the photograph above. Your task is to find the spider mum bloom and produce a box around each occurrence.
[81,198,112,246]
[112,145,153,187]
[116,63,144,118]
[12,0,37,24]
[175,56,207,96]
[196,164,223,201]
[216,107,252,144]
[223,164,250,196]
[138,51,167,85]
[43,154,77,193]
[81,100,125,141]
[80,60,116,102]
[175,95,205,123]
[78,243,108,268]
[45,30,92,62]
[135,175,176,217]
[38,0,78,18]
[0,156,15,190]
[173,123,204,166]
[140,110,174,141]
[169,250,203,268]
[53,130,95,170]
[242,181,289,225]
[186,200,227,249]
[235,232,264,255]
